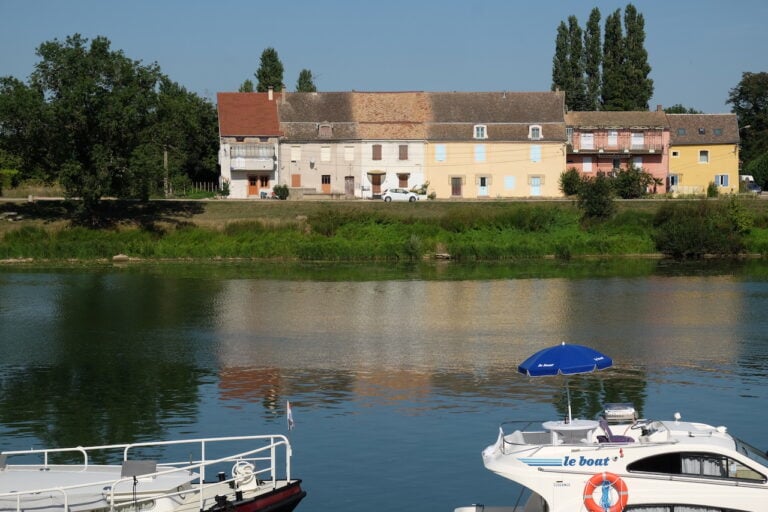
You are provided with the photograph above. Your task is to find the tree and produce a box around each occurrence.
[601,9,625,111]
[577,172,616,220]
[296,69,317,92]
[238,79,254,92]
[566,16,587,110]
[255,47,284,93]
[622,4,653,110]
[583,8,602,111]
[727,71,768,167]
[664,104,702,114]
[0,76,50,182]
[551,21,570,95]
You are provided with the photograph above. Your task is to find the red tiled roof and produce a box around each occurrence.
[216,92,282,137]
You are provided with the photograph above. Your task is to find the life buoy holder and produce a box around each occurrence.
[583,471,628,512]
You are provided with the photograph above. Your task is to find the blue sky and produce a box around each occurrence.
[1,0,766,113]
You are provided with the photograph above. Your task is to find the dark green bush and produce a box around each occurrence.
[559,168,582,196]
[577,173,616,220]
[653,200,746,258]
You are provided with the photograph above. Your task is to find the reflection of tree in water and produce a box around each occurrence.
[560,368,648,421]
[0,272,216,459]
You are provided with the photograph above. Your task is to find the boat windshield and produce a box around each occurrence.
[734,437,768,468]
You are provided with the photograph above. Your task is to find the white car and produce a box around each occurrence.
[382,188,419,202]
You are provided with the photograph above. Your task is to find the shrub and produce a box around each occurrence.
[577,173,616,221]
[612,166,655,199]
[706,181,719,198]
[652,200,746,258]
[273,184,289,200]
[559,168,582,197]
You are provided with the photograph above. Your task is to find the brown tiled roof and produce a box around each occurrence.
[667,114,740,145]
[430,91,565,123]
[216,92,282,137]
[277,92,356,140]
[565,110,669,129]
[352,92,431,139]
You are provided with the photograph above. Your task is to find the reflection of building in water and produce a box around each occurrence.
[353,369,431,403]
[219,367,282,411]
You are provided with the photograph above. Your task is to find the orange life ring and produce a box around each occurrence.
[583,471,628,512]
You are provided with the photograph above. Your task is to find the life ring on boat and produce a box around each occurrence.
[583,472,628,512]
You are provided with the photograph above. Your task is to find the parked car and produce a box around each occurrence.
[746,181,762,194]
[382,188,419,202]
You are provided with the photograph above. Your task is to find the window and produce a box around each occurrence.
[435,144,447,162]
[290,146,302,162]
[528,125,542,140]
[344,146,354,161]
[612,158,621,169]
[628,451,765,483]
[397,173,409,187]
[318,123,332,138]
[677,128,687,136]
[672,150,680,158]
[372,144,382,160]
[580,132,594,150]
[669,174,680,187]
[504,176,516,189]
[530,145,541,163]
[320,146,331,162]
[231,144,275,158]
[715,174,729,187]
[321,174,331,185]
[698,127,706,135]
[566,127,573,144]
[631,132,645,149]
[632,156,643,169]
[398,144,408,160]
[699,150,709,163]
[474,144,486,162]
[607,130,618,147]
[714,128,723,136]
[583,156,593,172]
[474,125,487,139]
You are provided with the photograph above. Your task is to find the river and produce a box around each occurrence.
[1,260,767,511]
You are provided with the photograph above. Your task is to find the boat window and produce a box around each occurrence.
[625,506,749,512]
[627,451,766,483]
[734,437,768,468]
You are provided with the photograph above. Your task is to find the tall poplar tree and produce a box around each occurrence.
[601,9,625,111]
[296,69,317,92]
[584,8,602,111]
[255,47,284,93]
[623,4,653,110]
[566,16,587,111]
[551,21,569,96]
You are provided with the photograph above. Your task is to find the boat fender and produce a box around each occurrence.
[583,472,628,512]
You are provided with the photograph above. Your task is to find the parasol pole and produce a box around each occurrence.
[565,376,572,423]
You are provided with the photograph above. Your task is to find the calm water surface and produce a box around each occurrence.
[1,262,767,511]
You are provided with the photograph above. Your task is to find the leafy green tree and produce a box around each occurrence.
[727,71,768,167]
[584,8,602,111]
[664,104,702,114]
[612,165,655,199]
[296,69,317,92]
[0,77,50,182]
[601,9,625,111]
[743,152,768,190]
[255,47,284,93]
[28,34,164,214]
[238,79,254,92]
[559,167,582,196]
[622,4,653,110]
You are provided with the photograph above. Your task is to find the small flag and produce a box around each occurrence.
[287,401,295,431]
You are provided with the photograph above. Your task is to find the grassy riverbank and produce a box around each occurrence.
[2,198,768,262]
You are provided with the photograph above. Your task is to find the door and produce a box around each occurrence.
[291,174,301,187]
[451,177,463,197]
[478,176,489,197]
[248,176,259,197]
[530,176,542,196]
[370,174,383,197]
[321,175,331,194]
[345,176,355,197]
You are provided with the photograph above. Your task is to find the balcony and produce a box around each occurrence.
[229,144,276,171]
[231,157,274,171]
[568,131,665,154]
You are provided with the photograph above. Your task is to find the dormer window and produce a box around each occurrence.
[318,123,333,138]
[714,128,723,136]
[677,128,686,136]
[528,125,542,140]
[474,125,488,139]
[698,127,706,135]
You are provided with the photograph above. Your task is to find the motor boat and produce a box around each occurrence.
[0,434,305,512]
[456,403,768,512]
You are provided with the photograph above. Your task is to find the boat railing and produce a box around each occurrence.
[0,434,294,512]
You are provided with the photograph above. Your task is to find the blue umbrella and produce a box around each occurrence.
[518,342,613,422]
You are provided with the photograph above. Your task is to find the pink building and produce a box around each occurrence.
[565,109,670,193]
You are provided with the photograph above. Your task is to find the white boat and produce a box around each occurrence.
[0,434,305,512]
[457,403,768,512]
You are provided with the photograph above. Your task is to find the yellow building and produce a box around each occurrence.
[425,92,566,198]
[667,114,740,195]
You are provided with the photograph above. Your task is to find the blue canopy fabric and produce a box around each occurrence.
[518,342,613,377]
[518,342,613,422]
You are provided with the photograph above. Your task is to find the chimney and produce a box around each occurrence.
[656,104,663,112]
[268,87,273,101]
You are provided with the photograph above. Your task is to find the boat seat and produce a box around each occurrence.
[596,418,634,443]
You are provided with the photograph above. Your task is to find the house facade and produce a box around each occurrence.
[565,109,670,192]
[667,114,740,195]
[217,91,282,199]
[426,92,566,198]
